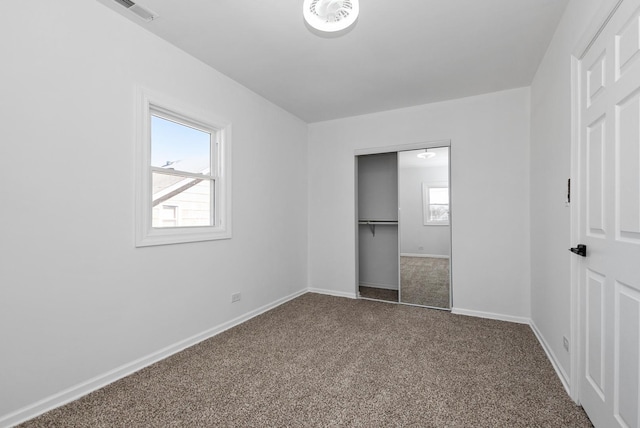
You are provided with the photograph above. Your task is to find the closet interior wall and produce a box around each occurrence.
[357,153,399,296]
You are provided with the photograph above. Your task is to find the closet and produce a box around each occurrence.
[357,153,399,302]
[356,146,451,309]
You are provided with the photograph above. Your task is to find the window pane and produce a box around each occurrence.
[429,204,449,222]
[151,115,211,174]
[152,172,212,227]
[160,205,178,227]
[429,187,449,204]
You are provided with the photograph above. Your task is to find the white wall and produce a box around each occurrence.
[399,163,450,256]
[0,0,307,421]
[308,87,531,319]
[529,0,617,387]
[358,225,399,290]
[357,153,398,221]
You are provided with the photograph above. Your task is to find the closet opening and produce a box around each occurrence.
[355,143,451,309]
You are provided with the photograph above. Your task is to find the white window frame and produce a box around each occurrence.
[135,87,232,247]
[422,182,449,226]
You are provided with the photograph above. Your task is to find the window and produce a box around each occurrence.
[150,115,213,228]
[159,205,178,228]
[136,87,231,247]
[423,183,449,225]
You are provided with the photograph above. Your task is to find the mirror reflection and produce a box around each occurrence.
[398,148,451,308]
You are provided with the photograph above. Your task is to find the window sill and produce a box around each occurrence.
[135,225,231,247]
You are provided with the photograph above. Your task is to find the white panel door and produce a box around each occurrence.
[578,0,640,426]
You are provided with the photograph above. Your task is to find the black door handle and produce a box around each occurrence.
[569,244,587,257]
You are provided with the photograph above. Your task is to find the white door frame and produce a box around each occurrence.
[569,0,625,404]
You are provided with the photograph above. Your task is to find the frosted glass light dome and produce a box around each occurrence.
[303,0,359,33]
[417,151,436,159]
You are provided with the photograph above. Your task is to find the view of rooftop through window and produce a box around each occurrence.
[151,115,214,228]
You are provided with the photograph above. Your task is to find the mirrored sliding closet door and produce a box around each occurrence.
[356,145,451,309]
[398,147,451,309]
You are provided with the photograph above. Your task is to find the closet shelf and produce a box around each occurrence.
[358,220,397,237]
[358,220,398,225]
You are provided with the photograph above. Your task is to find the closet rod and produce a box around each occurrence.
[358,220,398,237]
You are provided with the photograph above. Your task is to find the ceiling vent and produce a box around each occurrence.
[303,0,359,33]
[111,0,158,22]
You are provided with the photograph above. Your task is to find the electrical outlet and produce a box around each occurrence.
[563,336,569,352]
[231,293,241,303]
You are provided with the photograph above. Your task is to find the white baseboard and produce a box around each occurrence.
[400,253,450,259]
[358,282,398,291]
[2,290,570,428]
[307,287,357,299]
[529,321,571,396]
[451,307,530,325]
[0,288,308,428]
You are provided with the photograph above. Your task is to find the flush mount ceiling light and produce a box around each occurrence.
[303,0,359,33]
[417,150,436,160]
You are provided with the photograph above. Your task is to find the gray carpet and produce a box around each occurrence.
[400,256,450,308]
[20,293,592,427]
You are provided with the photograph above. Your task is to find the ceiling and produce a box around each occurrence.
[98,0,569,123]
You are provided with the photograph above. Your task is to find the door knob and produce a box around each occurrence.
[569,244,587,257]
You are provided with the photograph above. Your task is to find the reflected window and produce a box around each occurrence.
[423,184,449,225]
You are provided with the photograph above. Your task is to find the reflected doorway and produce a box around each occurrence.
[398,148,451,309]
